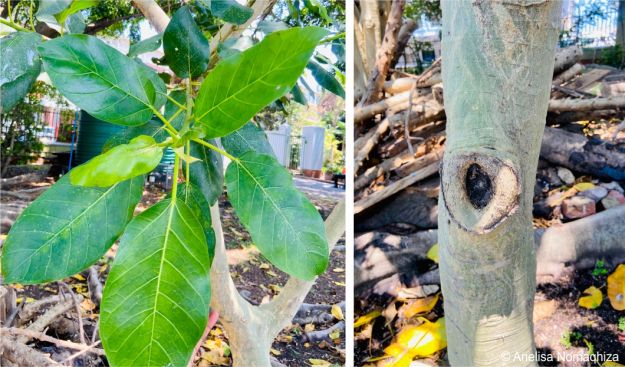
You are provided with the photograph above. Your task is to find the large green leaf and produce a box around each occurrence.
[70,135,163,187]
[1,175,143,284]
[0,32,42,113]
[163,6,209,79]
[100,198,211,367]
[194,27,328,138]
[307,60,344,98]
[210,0,253,25]
[35,0,71,24]
[128,33,163,58]
[38,35,166,126]
[56,0,99,25]
[176,182,215,259]
[221,122,274,158]
[188,140,223,205]
[225,152,328,280]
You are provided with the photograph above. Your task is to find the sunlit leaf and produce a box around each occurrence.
[608,264,625,311]
[578,286,603,309]
[195,27,328,138]
[70,135,163,187]
[383,317,447,366]
[331,304,344,321]
[210,0,253,25]
[128,33,163,58]
[573,182,595,192]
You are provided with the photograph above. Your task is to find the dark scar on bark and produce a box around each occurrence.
[465,163,493,209]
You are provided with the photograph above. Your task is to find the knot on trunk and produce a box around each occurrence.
[441,150,520,234]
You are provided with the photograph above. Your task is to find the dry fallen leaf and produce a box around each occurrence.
[72,274,86,281]
[332,304,344,321]
[81,298,96,311]
[573,182,595,191]
[270,348,281,356]
[382,317,447,366]
[578,286,603,309]
[426,244,439,263]
[608,264,625,310]
[354,310,382,328]
[399,294,440,319]
[309,358,332,366]
[305,323,316,333]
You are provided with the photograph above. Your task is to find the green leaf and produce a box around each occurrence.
[103,119,169,152]
[225,152,328,280]
[195,27,328,138]
[100,198,211,367]
[222,122,274,158]
[217,36,254,59]
[291,82,307,105]
[0,32,42,113]
[189,140,223,205]
[211,0,253,25]
[175,182,215,259]
[307,60,344,98]
[1,175,143,284]
[35,0,71,24]
[164,89,187,130]
[163,6,209,79]
[38,35,166,126]
[70,135,163,187]
[128,33,163,58]
[65,11,87,34]
[56,0,99,25]
[257,20,289,34]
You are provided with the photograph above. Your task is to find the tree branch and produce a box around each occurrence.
[132,0,169,33]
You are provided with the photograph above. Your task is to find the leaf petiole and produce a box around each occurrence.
[171,154,180,200]
[191,138,238,162]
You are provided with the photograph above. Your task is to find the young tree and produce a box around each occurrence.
[438,1,560,365]
[0,1,345,366]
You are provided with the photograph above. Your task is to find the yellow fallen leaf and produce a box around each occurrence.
[12,284,24,290]
[304,342,311,348]
[305,323,315,333]
[266,270,278,277]
[400,294,439,319]
[16,297,35,304]
[382,317,447,366]
[334,281,345,286]
[333,267,344,273]
[269,284,282,293]
[309,359,332,366]
[270,348,281,356]
[329,329,341,340]
[332,304,344,321]
[604,362,625,367]
[259,263,270,270]
[354,310,381,328]
[573,182,595,191]
[426,244,439,263]
[72,274,86,281]
[578,286,603,309]
[608,264,625,311]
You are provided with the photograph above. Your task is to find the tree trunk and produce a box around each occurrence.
[439,1,559,366]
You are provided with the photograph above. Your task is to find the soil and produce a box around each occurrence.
[1,176,345,367]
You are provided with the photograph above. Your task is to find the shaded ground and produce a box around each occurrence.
[1,174,344,367]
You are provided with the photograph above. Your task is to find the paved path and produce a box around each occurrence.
[294,176,345,200]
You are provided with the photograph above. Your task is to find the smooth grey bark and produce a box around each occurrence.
[439,1,560,366]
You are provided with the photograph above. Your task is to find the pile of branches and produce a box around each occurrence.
[354,44,625,217]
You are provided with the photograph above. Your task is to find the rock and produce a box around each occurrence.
[537,167,564,188]
[601,181,624,194]
[557,167,576,186]
[579,186,609,201]
[533,201,554,219]
[601,190,625,209]
[562,196,596,219]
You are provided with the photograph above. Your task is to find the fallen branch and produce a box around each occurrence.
[0,336,60,366]
[2,328,105,356]
[548,96,625,112]
[304,321,345,343]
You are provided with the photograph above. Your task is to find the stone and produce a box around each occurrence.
[562,196,596,219]
[601,181,624,194]
[533,201,554,219]
[579,186,609,201]
[557,167,576,186]
[601,190,625,209]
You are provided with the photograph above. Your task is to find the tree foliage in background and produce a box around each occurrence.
[0,81,68,176]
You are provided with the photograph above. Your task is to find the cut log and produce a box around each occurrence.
[355,178,439,232]
[540,126,625,180]
[354,159,440,214]
[552,63,584,86]
[548,96,625,112]
[355,90,414,123]
[552,45,583,75]
[355,205,625,292]
[547,109,625,125]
